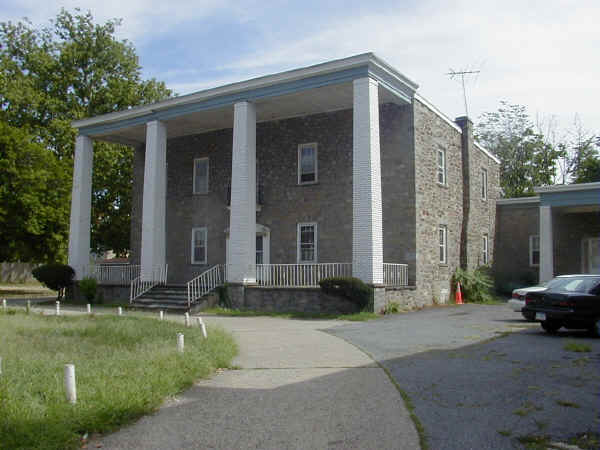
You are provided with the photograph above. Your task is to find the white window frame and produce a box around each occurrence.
[437,148,446,185]
[529,235,540,267]
[191,227,207,265]
[482,234,489,265]
[193,157,209,194]
[297,143,318,185]
[297,222,318,263]
[481,167,488,200]
[439,225,447,264]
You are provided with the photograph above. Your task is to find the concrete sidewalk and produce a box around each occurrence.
[89,316,420,450]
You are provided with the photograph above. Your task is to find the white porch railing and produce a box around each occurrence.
[89,264,141,285]
[187,264,226,308]
[256,263,352,287]
[129,265,168,303]
[383,263,408,287]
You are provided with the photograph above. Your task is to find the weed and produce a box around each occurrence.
[555,400,580,408]
[563,341,591,353]
[517,435,550,450]
[497,430,511,437]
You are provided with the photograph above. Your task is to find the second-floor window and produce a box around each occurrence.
[298,143,318,184]
[193,157,209,194]
[481,167,488,200]
[437,148,446,185]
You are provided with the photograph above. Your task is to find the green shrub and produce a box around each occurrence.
[319,277,373,310]
[216,284,232,308]
[31,264,75,300]
[383,301,401,314]
[79,277,98,303]
[453,266,494,303]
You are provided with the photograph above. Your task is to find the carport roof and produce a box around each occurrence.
[72,53,419,146]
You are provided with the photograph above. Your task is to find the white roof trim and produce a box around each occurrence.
[496,196,540,205]
[474,142,501,164]
[534,182,600,193]
[414,93,462,133]
[73,52,417,129]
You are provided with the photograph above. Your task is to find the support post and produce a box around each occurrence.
[352,77,384,285]
[64,364,76,404]
[539,205,554,282]
[141,120,167,281]
[228,101,257,284]
[177,333,184,353]
[68,135,93,280]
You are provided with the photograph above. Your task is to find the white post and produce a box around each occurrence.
[177,333,184,353]
[197,317,207,339]
[159,310,164,321]
[87,304,91,315]
[68,135,94,280]
[56,301,61,316]
[141,120,167,281]
[2,299,6,311]
[64,364,77,404]
[184,312,190,327]
[26,300,31,314]
[228,101,257,284]
[118,306,123,316]
[352,77,384,285]
[539,205,554,282]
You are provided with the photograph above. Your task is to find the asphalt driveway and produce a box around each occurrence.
[327,304,600,450]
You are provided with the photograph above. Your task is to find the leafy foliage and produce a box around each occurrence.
[475,102,565,197]
[0,9,172,259]
[31,263,75,299]
[319,277,373,310]
[452,266,494,303]
[78,276,98,303]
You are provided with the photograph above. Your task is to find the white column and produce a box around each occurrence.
[141,120,167,281]
[352,77,384,285]
[228,101,257,284]
[539,205,554,282]
[68,135,93,280]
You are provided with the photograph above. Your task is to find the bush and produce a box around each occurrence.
[31,264,75,300]
[382,301,401,315]
[79,277,98,303]
[453,266,494,303]
[319,277,373,310]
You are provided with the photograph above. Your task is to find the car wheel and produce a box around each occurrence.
[589,319,600,338]
[541,320,561,334]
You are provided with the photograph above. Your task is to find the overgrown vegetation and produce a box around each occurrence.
[0,310,237,449]
[382,301,401,314]
[319,277,373,310]
[78,277,98,303]
[31,263,75,300]
[563,341,591,353]
[452,266,496,303]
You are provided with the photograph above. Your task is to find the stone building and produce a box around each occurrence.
[495,183,600,291]
[68,53,500,312]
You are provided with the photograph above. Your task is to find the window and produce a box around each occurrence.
[481,167,488,200]
[256,235,263,265]
[437,148,446,185]
[529,235,540,267]
[482,234,489,265]
[298,143,318,184]
[439,225,447,264]
[297,223,317,263]
[191,227,207,264]
[193,158,209,194]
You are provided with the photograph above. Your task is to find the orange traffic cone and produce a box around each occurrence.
[455,281,463,304]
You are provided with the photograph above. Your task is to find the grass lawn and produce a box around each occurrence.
[0,310,237,450]
[202,306,380,321]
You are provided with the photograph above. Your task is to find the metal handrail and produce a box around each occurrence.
[256,263,352,287]
[129,265,168,303]
[186,264,226,308]
[383,263,408,286]
[89,264,141,285]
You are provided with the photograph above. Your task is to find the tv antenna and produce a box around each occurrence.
[446,68,480,117]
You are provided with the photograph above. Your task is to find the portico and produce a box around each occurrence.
[69,53,418,297]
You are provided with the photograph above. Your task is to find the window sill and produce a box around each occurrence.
[192,192,209,196]
[298,181,319,186]
[439,263,448,267]
[437,182,448,188]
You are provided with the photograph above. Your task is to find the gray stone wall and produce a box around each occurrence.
[494,203,540,289]
[243,287,360,314]
[412,99,463,305]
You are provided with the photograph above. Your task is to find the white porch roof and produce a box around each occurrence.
[72,53,419,146]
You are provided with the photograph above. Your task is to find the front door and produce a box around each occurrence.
[582,238,600,274]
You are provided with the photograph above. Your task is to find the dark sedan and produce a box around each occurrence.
[522,275,600,336]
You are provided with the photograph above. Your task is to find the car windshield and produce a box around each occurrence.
[547,276,600,293]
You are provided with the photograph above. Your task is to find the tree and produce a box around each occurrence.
[475,102,565,197]
[0,9,173,260]
[561,117,600,184]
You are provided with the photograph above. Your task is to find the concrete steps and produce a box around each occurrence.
[132,285,219,313]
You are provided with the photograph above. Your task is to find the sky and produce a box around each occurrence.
[2,0,599,138]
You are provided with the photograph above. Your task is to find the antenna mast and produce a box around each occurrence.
[446,69,480,117]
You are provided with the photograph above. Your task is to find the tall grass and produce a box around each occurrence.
[0,310,237,449]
